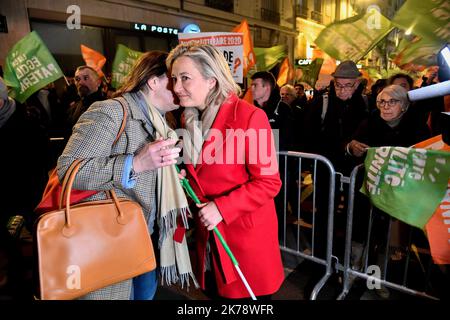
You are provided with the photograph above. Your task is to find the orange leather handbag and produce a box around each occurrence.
[35,160,156,300]
[35,97,128,215]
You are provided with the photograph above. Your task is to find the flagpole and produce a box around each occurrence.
[63,75,70,86]
[176,165,257,300]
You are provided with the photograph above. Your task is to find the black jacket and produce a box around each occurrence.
[302,81,368,174]
[254,90,295,151]
[353,108,431,149]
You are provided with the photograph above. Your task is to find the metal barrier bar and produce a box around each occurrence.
[337,164,441,300]
[277,151,336,300]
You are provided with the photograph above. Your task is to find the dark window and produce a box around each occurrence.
[311,0,323,23]
[205,0,234,12]
[296,0,308,19]
[261,0,280,24]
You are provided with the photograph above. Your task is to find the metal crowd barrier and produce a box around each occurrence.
[336,164,443,300]
[277,151,336,300]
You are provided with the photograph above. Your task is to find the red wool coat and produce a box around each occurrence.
[184,94,284,298]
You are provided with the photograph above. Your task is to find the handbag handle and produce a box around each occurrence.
[58,97,129,210]
[61,161,124,234]
[58,159,83,210]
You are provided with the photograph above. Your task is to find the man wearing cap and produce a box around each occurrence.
[302,60,368,174]
[300,62,369,292]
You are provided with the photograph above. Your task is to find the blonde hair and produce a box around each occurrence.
[166,42,241,107]
[280,84,296,96]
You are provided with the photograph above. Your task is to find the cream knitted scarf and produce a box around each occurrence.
[140,91,198,289]
[182,102,221,167]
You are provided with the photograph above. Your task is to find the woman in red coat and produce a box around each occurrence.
[167,43,284,299]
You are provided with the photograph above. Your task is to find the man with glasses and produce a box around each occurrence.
[300,61,369,293]
[302,60,368,174]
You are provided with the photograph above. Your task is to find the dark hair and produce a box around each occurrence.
[114,51,168,97]
[251,71,277,90]
[388,73,413,90]
[294,83,304,90]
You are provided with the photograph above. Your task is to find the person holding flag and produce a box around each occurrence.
[167,43,284,300]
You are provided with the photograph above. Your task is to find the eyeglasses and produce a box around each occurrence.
[376,99,400,108]
[335,82,356,90]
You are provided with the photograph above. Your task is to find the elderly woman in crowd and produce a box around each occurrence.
[347,84,430,157]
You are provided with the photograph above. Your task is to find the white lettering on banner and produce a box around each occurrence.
[409,149,427,180]
[223,51,234,72]
[11,53,27,68]
[18,60,60,93]
[385,148,409,187]
[440,186,450,244]
[180,36,242,47]
[366,147,389,195]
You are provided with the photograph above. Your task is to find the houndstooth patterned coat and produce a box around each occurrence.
[57,92,157,300]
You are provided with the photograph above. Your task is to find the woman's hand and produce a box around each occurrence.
[197,202,223,231]
[133,137,181,173]
[347,139,370,158]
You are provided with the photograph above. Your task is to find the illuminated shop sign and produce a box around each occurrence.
[295,59,312,66]
[132,23,178,35]
[182,24,201,33]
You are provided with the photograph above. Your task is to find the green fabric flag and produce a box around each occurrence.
[111,44,143,89]
[391,0,449,45]
[361,147,450,229]
[3,31,63,103]
[297,58,323,87]
[252,45,286,73]
[392,36,439,69]
[314,8,393,62]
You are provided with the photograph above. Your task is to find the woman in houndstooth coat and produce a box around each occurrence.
[56,51,184,300]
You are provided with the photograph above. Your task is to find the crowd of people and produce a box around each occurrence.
[0,43,448,300]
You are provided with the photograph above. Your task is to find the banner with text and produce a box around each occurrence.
[111,44,143,89]
[178,32,244,83]
[413,136,450,264]
[3,31,63,103]
[315,7,393,62]
[361,146,450,230]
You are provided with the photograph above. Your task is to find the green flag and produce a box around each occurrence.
[392,36,439,69]
[391,0,449,45]
[314,8,393,62]
[361,147,450,229]
[111,44,143,89]
[3,31,63,103]
[297,58,323,87]
[253,45,286,73]
[391,0,449,69]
